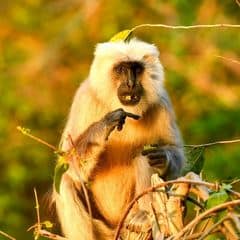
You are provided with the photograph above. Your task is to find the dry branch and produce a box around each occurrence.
[185,139,240,148]
[0,231,16,240]
[114,178,218,240]
[215,55,240,65]
[114,172,240,240]
[132,23,240,32]
[29,188,67,240]
[37,230,67,240]
[17,126,57,152]
[172,200,240,240]
[236,0,240,7]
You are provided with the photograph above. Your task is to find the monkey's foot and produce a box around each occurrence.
[125,210,151,234]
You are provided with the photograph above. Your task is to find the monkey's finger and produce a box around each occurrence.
[148,152,166,162]
[117,114,127,131]
[105,126,116,140]
[117,120,125,131]
[117,124,122,131]
[148,158,167,166]
[125,112,140,120]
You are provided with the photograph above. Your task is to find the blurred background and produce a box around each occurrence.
[0,0,240,239]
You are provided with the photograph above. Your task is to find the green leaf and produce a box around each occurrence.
[42,220,53,229]
[205,233,225,240]
[221,183,232,191]
[109,29,133,42]
[182,147,205,175]
[215,209,228,222]
[54,156,69,193]
[206,190,229,209]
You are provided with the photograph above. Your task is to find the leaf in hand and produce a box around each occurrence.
[143,144,158,154]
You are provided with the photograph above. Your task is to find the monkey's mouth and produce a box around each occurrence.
[119,94,141,105]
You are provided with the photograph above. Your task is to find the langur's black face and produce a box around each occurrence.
[113,61,144,106]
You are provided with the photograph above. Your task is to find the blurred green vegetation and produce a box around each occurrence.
[0,0,239,239]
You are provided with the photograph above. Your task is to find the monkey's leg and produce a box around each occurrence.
[142,145,184,180]
[125,146,185,237]
[70,108,139,181]
[121,156,152,238]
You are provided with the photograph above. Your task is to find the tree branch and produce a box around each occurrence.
[132,23,240,32]
[215,55,240,65]
[114,179,218,240]
[0,231,16,240]
[236,0,240,7]
[184,139,240,148]
[172,200,240,240]
[17,126,57,152]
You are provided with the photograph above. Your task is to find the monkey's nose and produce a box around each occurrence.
[127,79,135,90]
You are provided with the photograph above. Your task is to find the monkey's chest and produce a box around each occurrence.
[90,165,136,225]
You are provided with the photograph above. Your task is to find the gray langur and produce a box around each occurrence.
[53,39,185,240]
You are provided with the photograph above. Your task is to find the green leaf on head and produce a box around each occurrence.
[109,29,133,42]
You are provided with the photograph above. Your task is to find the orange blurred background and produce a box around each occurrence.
[0,0,239,238]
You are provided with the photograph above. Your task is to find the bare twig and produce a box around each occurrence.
[198,216,229,240]
[34,188,41,239]
[132,23,240,32]
[226,189,240,198]
[231,179,240,185]
[185,139,240,148]
[38,230,67,240]
[17,126,57,151]
[151,203,161,233]
[172,200,240,240]
[182,229,220,240]
[236,0,240,7]
[215,55,240,65]
[114,179,218,240]
[0,231,16,240]
[31,189,66,240]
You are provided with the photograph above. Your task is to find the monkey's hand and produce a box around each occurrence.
[142,145,170,177]
[103,108,140,140]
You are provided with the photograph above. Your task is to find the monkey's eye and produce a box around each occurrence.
[115,65,126,74]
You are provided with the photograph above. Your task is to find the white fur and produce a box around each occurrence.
[89,39,165,116]
[55,39,184,240]
[93,39,159,60]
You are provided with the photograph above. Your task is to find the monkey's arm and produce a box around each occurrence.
[142,92,185,180]
[68,108,140,181]
[56,109,140,240]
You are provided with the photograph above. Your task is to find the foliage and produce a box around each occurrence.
[0,0,240,239]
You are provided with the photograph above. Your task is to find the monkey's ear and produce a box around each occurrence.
[142,54,157,64]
